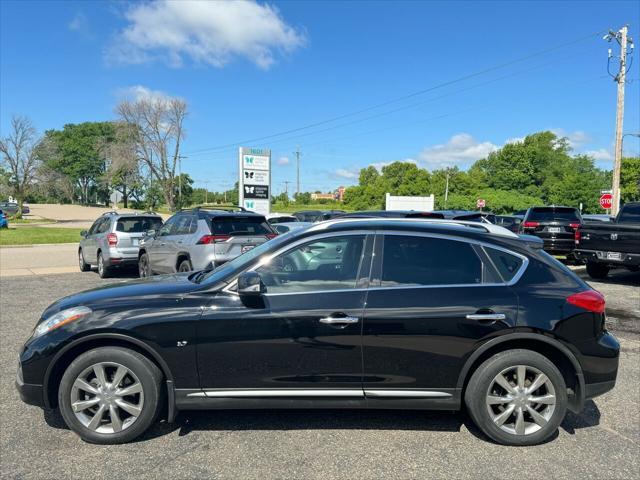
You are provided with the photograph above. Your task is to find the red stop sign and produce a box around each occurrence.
[600,193,612,209]
[476,199,486,208]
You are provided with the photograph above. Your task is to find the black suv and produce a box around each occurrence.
[17,218,618,446]
[519,206,582,255]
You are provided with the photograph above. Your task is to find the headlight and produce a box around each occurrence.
[32,306,92,339]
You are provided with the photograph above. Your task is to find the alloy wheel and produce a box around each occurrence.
[485,364,556,436]
[139,256,148,277]
[78,251,84,270]
[70,362,144,434]
[97,255,104,276]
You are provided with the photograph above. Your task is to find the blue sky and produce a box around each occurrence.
[1,0,639,195]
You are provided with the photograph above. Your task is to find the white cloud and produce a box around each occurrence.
[417,133,498,169]
[551,129,591,149]
[107,0,306,69]
[505,136,525,145]
[584,149,613,161]
[333,168,359,180]
[277,156,290,166]
[370,158,417,172]
[117,85,174,103]
[68,12,87,32]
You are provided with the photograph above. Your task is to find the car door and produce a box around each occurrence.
[196,233,374,403]
[148,215,178,273]
[83,218,106,264]
[361,232,520,407]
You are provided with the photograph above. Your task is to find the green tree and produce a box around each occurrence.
[42,121,117,204]
[620,157,640,203]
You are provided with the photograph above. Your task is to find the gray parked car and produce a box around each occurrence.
[138,207,277,277]
[79,212,164,278]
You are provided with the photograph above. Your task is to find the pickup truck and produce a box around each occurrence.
[574,202,640,279]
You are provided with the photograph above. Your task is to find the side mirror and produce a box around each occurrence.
[237,271,265,296]
[80,230,88,238]
[145,229,156,238]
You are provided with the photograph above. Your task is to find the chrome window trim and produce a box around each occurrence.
[375,230,529,288]
[221,229,529,295]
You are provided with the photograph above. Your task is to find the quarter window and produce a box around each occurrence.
[380,235,482,286]
[483,247,524,282]
[256,235,366,293]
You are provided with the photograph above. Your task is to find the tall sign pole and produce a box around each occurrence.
[605,26,634,216]
[238,147,271,216]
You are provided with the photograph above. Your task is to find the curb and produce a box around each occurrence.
[0,243,78,249]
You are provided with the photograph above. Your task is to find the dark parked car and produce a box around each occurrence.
[519,206,582,256]
[293,210,345,222]
[0,201,19,216]
[433,210,497,224]
[495,215,523,233]
[574,202,640,279]
[17,218,618,446]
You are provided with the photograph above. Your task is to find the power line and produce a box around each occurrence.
[185,29,604,156]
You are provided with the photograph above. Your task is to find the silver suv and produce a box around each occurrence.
[137,207,277,277]
[79,212,164,278]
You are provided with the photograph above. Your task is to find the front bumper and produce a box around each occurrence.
[15,362,45,408]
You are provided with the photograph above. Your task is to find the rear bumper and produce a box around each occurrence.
[540,237,575,254]
[105,248,140,267]
[575,249,640,267]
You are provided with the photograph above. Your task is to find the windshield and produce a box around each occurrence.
[197,228,304,284]
[527,208,580,222]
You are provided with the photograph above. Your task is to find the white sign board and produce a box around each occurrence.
[239,147,271,216]
[385,193,434,211]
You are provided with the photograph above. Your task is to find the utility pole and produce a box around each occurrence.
[177,155,187,208]
[283,181,292,197]
[294,147,302,197]
[605,26,634,216]
[444,169,450,209]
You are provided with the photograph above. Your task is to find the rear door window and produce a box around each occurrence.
[527,208,580,222]
[115,216,163,233]
[380,235,483,286]
[210,216,272,236]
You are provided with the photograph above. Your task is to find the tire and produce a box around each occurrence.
[97,252,110,279]
[78,249,90,272]
[138,253,152,278]
[586,262,610,280]
[465,349,567,446]
[58,347,163,444]
[177,259,193,273]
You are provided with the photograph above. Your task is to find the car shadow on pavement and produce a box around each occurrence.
[577,270,640,287]
[42,400,601,444]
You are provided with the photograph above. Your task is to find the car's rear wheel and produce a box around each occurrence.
[78,249,90,272]
[586,262,610,279]
[97,253,110,279]
[138,253,151,278]
[178,259,193,273]
[465,349,567,446]
[58,347,162,444]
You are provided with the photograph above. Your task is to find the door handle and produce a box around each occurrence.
[465,313,506,321]
[319,316,359,325]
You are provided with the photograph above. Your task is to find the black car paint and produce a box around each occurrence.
[17,220,619,417]
[519,206,582,255]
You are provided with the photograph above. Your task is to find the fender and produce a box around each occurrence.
[43,333,175,411]
[456,332,585,411]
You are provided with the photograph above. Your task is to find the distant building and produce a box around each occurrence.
[311,186,346,202]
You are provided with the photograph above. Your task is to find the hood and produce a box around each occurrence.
[40,273,200,320]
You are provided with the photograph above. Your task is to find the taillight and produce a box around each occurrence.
[569,223,580,229]
[567,290,605,313]
[107,233,118,246]
[196,234,230,244]
[574,229,581,245]
[522,221,539,228]
[265,233,277,239]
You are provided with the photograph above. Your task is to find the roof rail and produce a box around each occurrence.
[101,211,119,216]
[310,217,519,238]
[181,205,248,213]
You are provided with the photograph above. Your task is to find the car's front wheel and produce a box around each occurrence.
[58,347,162,444]
[465,349,567,446]
[78,249,90,272]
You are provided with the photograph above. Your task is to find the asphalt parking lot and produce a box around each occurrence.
[0,269,638,479]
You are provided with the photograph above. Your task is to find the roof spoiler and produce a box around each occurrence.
[518,234,544,249]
